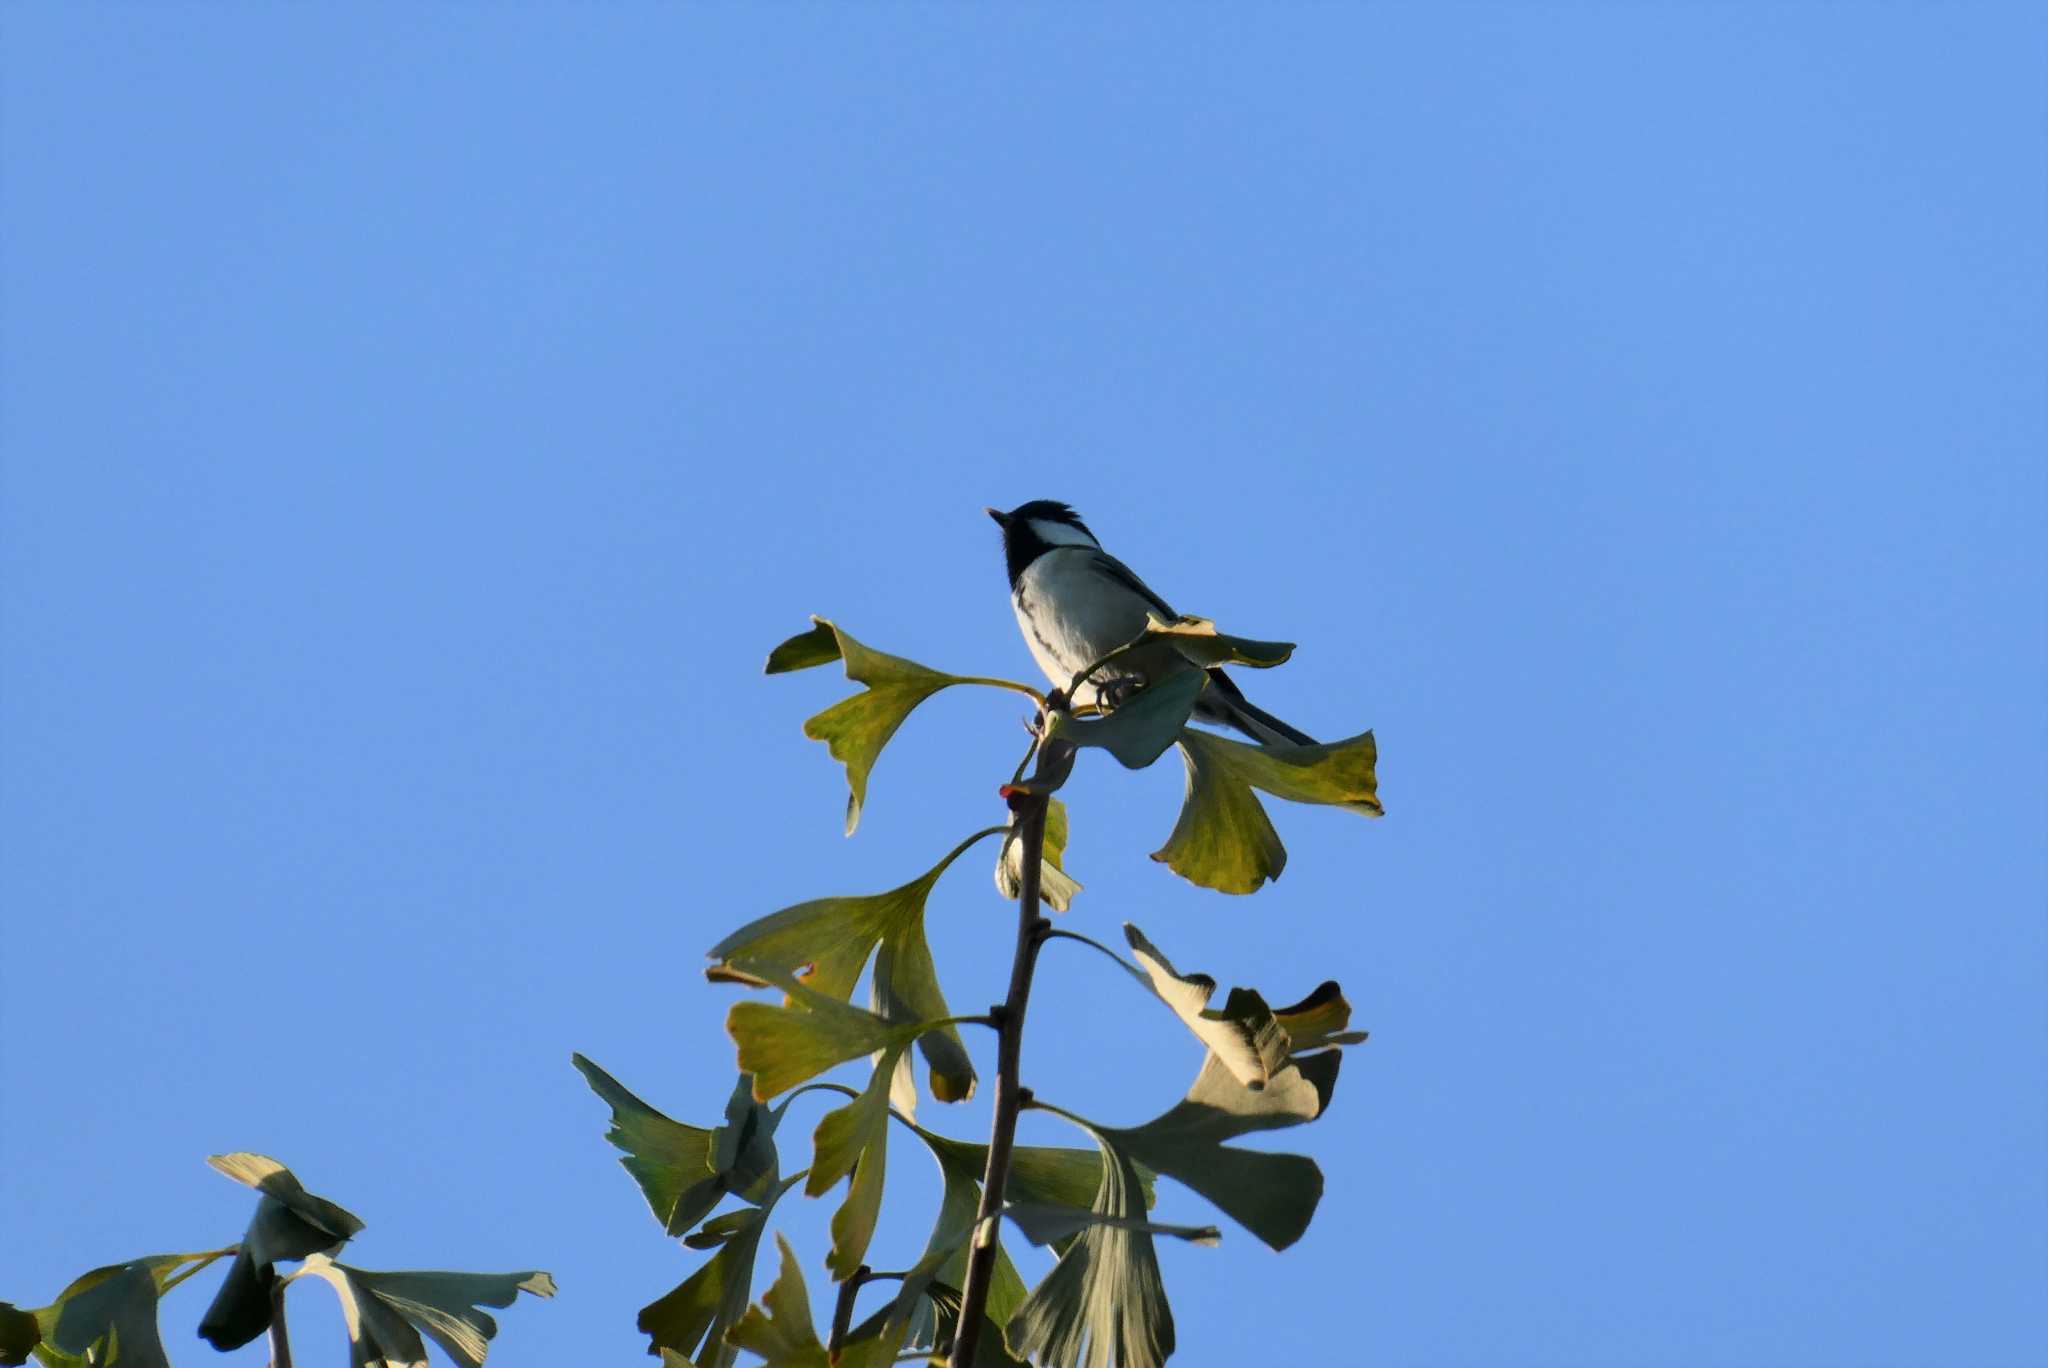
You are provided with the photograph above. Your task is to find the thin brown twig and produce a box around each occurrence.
[948,733,1074,1367]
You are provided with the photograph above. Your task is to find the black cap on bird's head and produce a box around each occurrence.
[987,500,1099,586]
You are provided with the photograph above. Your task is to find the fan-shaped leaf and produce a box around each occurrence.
[574,1058,779,1235]
[1048,669,1205,770]
[723,1236,827,1367]
[806,1044,908,1279]
[1153,728,1382,893]
[1122,923,1290,1089]
[1004,1128,1175,1368]
[1272,980,1371,1054]
[291,1255,553,1368]
[727,967,960,1101]
[996,797,1082,912]
[1139,614,1296,670]
[636,1173,803,1368]
[1107,1051,1343,1250]
[29,1258,187,1368]
[765,618,1038,834]
[708,830,995,1105]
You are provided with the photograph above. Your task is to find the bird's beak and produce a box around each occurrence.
[985,507,1009,527]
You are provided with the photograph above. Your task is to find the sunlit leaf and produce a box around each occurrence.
[1153,728,1382,894]
[995,797,1082,913]
[198,1154,365,1351]
[1047,669,1205,770]
[1271,980,1370,1054]
[1003,1128,1176,1368]
[765,617,1038,834]
[726,968,941,1100]
[637,1174,803,1368]
[1122,923,1290,1089]
[722,1236,827,1367]
[1138,614,1296,670]
[708,831,995,1106]
[290,1255,553,1368]
[806,1044,906,1279]
[762,621,842,675]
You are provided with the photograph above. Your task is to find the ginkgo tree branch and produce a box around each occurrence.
[949,729,1076,1368]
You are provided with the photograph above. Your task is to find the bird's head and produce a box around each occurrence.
[986,500,1100,586]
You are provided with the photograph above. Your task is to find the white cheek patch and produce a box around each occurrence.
[1027,518,1098,549]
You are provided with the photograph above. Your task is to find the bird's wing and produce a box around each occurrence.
[1087,550,1177,620]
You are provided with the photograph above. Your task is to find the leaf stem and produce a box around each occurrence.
[953,674,1049,707]
[155,1246,236,1297]
[948,735,1074,1368]
[1039,928,1149,985]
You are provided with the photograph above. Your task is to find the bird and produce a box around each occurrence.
[987,499,1316,747]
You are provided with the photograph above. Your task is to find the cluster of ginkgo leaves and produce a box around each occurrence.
[576,615,1380,1368]
[0,1153,552,1368]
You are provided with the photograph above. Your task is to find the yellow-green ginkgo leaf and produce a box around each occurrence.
[995,797,1082,912]
[1153,728,1382,894]
[723,1235,831,1368]
[725,966,970,1103]
[1138,614,1296,670]
[1122,924,1290,1090]
[765,618,1041,834]
[636,1173,803,1368]
[29,1256,192,1368]
[708,829,999,1105]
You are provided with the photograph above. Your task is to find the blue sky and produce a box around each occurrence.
[3,6,2043,1366]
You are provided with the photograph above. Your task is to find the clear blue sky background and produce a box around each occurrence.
[4,7,2043,1366]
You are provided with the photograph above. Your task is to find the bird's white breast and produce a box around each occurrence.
[1011,549,1159,694]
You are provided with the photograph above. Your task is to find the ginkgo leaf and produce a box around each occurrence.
[765,618,1039,834]
[573,1058,777,1236]
[1106,1050,1343,1251]
[839,1125,1115,1366]
[1137,615,1296,671]
[806,1043,907,1279]
[722,1236,827,1367]
[1003,1126,1176,1368]
[1046,669,1205,770]
[1122,923,1290,1089]
[290,1255,553,1368]
[1153,728,1382,894]
[995,797,1082,912]
[1271,980,1371,1054]
[28,1257,187,1368]
[199,1154,365,1351]
[726,967,954,1100]
[708,830,997,1105]
[636,1173,803,1368]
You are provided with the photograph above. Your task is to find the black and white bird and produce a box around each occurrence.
[988,500,1316,747]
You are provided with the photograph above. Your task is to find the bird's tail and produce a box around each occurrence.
[1198,668,1317,746]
